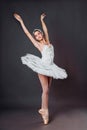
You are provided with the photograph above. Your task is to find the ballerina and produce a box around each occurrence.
[14,13,68,125]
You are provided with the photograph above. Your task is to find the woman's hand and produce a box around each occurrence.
[14,13,23,23]
[40,13,46,21]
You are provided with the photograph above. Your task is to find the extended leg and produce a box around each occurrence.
[48,77,52,87]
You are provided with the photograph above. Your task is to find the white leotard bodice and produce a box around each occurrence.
[41,44,54,65]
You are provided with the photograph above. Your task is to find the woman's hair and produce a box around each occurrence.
[33,29,43,35]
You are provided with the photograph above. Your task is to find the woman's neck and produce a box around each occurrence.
[39,38,47,44]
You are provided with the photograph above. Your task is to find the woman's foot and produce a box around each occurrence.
[38,108,49,125]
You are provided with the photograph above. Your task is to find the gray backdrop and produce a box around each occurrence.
[1,0,87,109]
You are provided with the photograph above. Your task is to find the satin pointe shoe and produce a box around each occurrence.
[38,109,49,125]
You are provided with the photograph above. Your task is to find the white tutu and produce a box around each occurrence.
[21,44,68,79]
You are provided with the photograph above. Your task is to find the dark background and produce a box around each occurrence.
[0,0,87,110]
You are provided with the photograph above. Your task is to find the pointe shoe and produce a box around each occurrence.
[38,109,49,125]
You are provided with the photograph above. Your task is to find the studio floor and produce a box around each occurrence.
[0,99,87,130]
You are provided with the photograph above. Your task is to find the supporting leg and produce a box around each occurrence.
[38,74,49,109]
[38,74,52,124]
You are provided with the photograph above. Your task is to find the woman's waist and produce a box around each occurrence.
[41,57,54,65]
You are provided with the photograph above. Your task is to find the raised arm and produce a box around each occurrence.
[40,13,50,44]
[14,13,40,49]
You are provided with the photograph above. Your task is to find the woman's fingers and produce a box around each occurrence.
[14,13,20,19]
[41,13,46,20]
[13,13,22,22]
[41,13,46,17]
[14,13,18,18]
[42,13,46,17]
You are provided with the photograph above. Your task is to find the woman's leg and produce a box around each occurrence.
[38,74,49,109]
[48,77,52,88]
[38,74,51,124]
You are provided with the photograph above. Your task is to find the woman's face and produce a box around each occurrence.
[34,31,43,41]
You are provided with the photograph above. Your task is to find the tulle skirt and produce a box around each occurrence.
[21,54,68,79]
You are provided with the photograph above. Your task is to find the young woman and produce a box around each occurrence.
[14,13,68,125]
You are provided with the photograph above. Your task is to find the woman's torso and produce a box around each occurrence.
[41,44,54,65]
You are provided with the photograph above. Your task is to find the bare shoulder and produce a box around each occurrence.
[35,42,53,52]
[36,43,46,52]
[47,42,52,46]
[35,42,43,52]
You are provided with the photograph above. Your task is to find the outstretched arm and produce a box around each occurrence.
[14,13,40,49]
[40,13,50,44]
